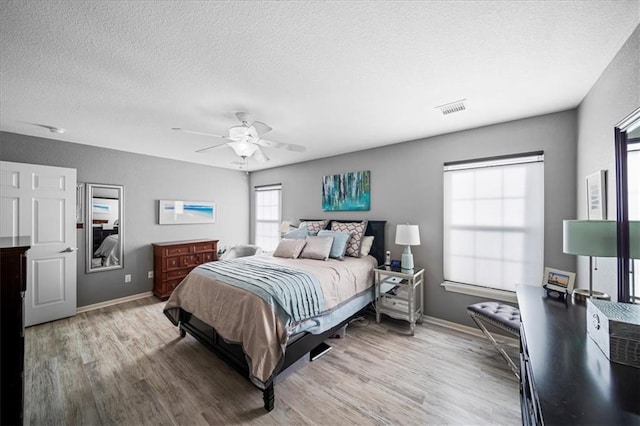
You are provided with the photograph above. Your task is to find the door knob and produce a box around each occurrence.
[60,247,78,253]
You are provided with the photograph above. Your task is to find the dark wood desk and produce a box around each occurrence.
[517,285,640,425]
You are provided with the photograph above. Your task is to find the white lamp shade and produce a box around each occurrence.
[279,220,291,234]
[395,224,421,246]
[563,220,617,257]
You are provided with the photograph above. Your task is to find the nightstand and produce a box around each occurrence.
[374,266,425,335]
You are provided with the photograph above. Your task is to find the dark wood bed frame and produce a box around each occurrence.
[167,220,386,411]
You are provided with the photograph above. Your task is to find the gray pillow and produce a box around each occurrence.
[283,225,308,240]
[299,236,334,261]
[273,239,306,259]
[317,230,352,259]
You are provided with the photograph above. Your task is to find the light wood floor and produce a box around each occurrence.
[25,296,521,425]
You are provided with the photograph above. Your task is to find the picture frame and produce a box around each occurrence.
[541,267,576,294]
[322,170,371,211]
[158,200,216,225]
[586,170,606,220]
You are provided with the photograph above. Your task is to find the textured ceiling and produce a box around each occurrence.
[1,1,639,171]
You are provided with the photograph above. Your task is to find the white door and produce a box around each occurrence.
[0,161,77,326]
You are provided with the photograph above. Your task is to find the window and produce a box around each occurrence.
[443,152,544,293]
[254,184,282,252]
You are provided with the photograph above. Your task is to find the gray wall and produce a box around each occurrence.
[575,24,639,301]
[1,132,250,307]
[250,110,578,326]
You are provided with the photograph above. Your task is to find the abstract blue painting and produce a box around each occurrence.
[159,200,216,224]
[322,170,370,211]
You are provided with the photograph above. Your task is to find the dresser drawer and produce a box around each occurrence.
[181,255,199,268]
[165,269,189,280]
[198,252,215,263]
[194,242,215,253]
[164,257,181,270]
[165,245,190,256]
[166,279,182,294]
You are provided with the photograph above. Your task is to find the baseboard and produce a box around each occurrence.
[76,291,154,314]
[423,315,518,343]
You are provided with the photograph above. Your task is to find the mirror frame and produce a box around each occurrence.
[614,106,640,303]
[85,183,124,273]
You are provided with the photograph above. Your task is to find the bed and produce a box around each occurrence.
[163,220,386,411]
[93,234,119,267]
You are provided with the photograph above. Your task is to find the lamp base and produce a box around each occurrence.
[401,246,414,272]
[572,288,611,304]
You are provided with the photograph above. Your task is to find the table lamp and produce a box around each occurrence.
[395,224,421,271]
[279,220,291,236]
[563,220,616,302]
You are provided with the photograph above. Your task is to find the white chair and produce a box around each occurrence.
[220,245,262,260]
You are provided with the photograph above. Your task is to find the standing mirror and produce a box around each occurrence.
[614,107,640,303]
[86,183,124,273]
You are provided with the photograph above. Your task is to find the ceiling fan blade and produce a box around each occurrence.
[251,121,272,135]
[253,148,269,163]
[172,128,227,139]
[254,138,283,149]
[195,143,228,153]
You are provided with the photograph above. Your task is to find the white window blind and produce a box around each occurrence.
[254,184,282,252]
[443,152,544,292]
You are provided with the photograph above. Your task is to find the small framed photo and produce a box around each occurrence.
[586,170,606,220]
[542,267,575,294]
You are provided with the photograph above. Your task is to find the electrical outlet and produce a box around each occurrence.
[148,271,154,279]
[125,274,132,283]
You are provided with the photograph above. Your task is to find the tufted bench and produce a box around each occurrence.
[468,301,521,378]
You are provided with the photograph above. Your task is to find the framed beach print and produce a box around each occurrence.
[159,200,216,225]
[541,267,575,294]
[586,170,606,219]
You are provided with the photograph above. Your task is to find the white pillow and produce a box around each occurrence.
[360,236,374,256]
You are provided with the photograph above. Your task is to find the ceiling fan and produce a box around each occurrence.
[172,112,305,164]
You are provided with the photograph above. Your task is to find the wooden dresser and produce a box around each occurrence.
[152,239,218,299]
[1,236,30,426]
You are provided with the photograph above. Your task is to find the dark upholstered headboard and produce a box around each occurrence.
[300,219,387,266]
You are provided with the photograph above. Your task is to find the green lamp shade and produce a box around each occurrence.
[563,220,617,257]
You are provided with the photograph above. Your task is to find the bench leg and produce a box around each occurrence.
[470,314,520,379]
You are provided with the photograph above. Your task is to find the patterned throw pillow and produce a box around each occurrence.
[330,220,368,257]
[299,220,329,236]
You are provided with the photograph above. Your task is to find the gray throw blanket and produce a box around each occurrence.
[195,257,325,326]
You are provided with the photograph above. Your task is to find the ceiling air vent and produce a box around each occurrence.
[436,99,467,115]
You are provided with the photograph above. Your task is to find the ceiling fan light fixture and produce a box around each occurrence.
[229,126,249,140]
[228,141,258,158]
